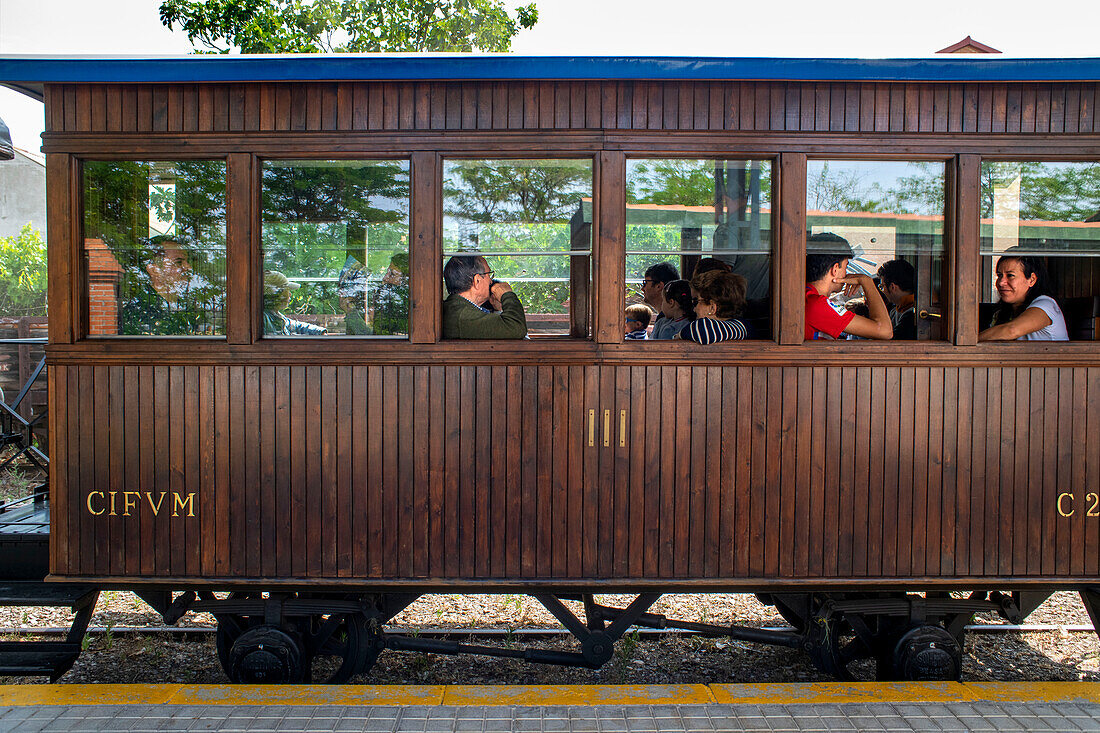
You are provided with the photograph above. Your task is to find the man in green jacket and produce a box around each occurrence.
[442,255,527,339]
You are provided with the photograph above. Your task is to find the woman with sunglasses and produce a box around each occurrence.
[678,270,749,344]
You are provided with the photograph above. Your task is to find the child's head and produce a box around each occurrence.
[625,303,653,334]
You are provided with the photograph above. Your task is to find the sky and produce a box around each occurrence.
[1,0,1099,152]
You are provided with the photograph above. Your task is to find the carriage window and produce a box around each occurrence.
[979,162,1100,343]
[625,159,772,341]
[261,160,411,337]
[82,160,226,337]
[806,160,947,341]
[442,159,592,337]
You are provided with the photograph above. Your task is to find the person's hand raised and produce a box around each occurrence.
[834,273,873,298]
[487,280,511,311]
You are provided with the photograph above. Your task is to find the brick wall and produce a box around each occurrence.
[84,238,121,336]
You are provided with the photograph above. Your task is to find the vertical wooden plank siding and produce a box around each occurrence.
[43,80,1100,135]
[50,364,1100,581]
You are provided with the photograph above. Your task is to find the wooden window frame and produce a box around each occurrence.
[250,154,416,344]
[70,154,234,344]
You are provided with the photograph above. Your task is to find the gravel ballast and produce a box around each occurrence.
[0,591,1095,684]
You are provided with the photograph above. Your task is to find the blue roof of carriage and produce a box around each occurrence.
[3,55,1100,101]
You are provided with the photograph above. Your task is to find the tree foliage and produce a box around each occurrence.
[0,225,47,317]
[159,0,538,54]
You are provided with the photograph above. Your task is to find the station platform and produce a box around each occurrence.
[0,682,1098,732]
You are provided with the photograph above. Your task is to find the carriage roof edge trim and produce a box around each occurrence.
[2,55,1100,101]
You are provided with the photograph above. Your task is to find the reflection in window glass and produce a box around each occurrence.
[442,159,592,337]
[979,162,1100,342]
[625,159,772,339]
[806,160,946,341]
[261,160,410,337]
[83,160,226,337]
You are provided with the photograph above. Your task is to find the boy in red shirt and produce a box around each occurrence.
[805,233,893,341]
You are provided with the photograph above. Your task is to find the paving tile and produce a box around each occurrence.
[357,722,395,733]
[571,721,598,733]
[454,719,484,731]
[510,720,541,732]
[734,715,771,730]
[928,708,963,726]
[513,708,544,719]
[566,708,597,720]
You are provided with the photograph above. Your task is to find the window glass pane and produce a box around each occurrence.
[805,160,946,341]
[83,160,226,337]
[625,159,772,341]
[261,159,410,337]
[442,159,592,338]
[980,161,1100,342]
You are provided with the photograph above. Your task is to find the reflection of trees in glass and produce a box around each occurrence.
[807,161,944,217]
[444,161,589,224]
[261,161,410,322]
[83,160,227,335]
[443,161,591,319]
[625,160,771,292]
[981,162,1100,221]
[627,159,772,207]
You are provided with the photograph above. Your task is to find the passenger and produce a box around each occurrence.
[804,233,892,341]
[625,303,653,340]
[442,254,527,339]
[263,270,328,335]
[877,259,917,340]
[679,270,749,343]
[120,235,210,335]
[640,262,681,339]
[656,279,695,339]
[371,251,409,336]
[336,256,369,335]
[979,255,1069,341]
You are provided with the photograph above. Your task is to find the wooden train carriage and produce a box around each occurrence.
[5,55,1100,682]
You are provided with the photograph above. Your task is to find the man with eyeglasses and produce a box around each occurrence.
[442,254,527,339]
[640,262,680,339]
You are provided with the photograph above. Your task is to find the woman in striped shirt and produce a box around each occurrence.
[678,270,750,344]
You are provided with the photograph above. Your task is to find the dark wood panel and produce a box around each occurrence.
[50,363,1100,584]
[41,81,1100,136]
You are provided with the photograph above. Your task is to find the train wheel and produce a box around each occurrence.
[298,611,373,684]
[214,592,262,678]
[225,625,304,683]
[890,625,963,681]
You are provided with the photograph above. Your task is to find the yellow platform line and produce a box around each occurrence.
[0,682,1097,708]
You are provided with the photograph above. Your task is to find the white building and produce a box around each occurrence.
[0,145,46,239]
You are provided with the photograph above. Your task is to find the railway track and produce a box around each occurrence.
[5,623,1095,636]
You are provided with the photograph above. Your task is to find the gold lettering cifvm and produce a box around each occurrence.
[1056,492,1100,518]
[85,491,197,517]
